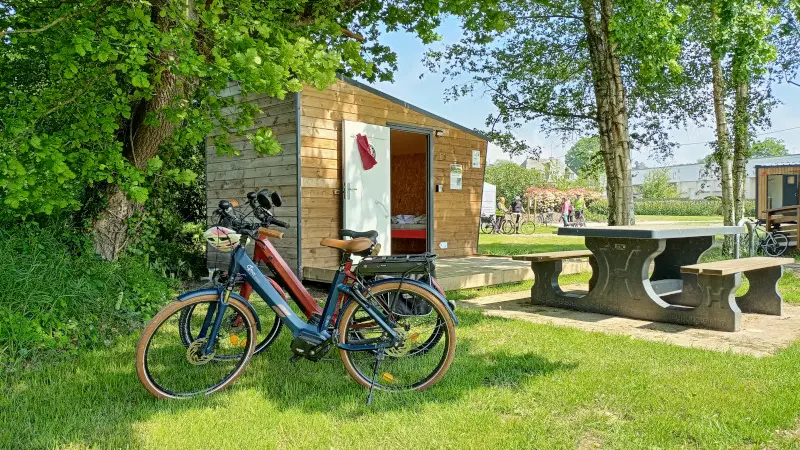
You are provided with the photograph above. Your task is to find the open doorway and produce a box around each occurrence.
[389,128,429,254]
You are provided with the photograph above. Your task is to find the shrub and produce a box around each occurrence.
[0,224,177,369]
[525,187,603,211]
[586,198,757,218]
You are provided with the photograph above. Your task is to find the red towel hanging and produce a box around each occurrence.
[356,134,378,170]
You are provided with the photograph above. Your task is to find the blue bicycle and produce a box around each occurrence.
[135,189,457,401]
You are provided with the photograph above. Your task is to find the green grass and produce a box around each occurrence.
[478,233,586,256]
[3,306,800,448]
[636,215,723,223]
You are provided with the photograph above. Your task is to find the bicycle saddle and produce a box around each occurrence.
[320,237,374,254]
[339,229,378,242]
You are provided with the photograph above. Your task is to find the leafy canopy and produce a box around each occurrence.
[0,0,450,219]
[640,168,680,199]
[424,0,692,157]
[565,137,604,180]
[751,137,789,157]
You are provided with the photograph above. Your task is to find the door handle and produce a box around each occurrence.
[344,183,358,200]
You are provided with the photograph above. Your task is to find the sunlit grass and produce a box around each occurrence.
[3,307,800,448]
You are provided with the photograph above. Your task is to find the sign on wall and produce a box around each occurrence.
[450,164,463,190]
[472,150,481,168]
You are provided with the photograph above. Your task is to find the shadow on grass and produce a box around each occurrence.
[0,311,574,447]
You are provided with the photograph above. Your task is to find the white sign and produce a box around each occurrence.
[472,150,481,168]
[450,164,462,190]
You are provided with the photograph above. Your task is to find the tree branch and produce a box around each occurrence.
[0,1,103,40]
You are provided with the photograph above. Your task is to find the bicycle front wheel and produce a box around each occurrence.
[338,282,456,391]
[518,219,536,235]
[501,220,514,234]
[136,295,257,399]
[765,233,789,257]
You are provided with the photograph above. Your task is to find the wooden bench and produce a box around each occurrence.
[513,250,598,298]
[681,256,793,317]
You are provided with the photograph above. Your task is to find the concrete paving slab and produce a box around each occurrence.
[460,287,800,357]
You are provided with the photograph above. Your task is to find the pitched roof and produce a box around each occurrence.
[340,76,491,141]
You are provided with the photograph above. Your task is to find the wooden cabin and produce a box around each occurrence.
[206,77,489,279]
[755,164,800,246]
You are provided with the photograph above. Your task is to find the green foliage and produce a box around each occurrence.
[425,0,690,157]
[485,161,544,203]
[588,198,755,217]
[751,137,789,157]
[0,0,453,221]
[127,143,207,280]
[564,137,603,180]
[640,168,680,199]
[0,224,177,368]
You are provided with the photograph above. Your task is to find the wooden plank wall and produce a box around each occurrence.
[299,80,488,270]
[756,166,800,219]
[206,84,299,271]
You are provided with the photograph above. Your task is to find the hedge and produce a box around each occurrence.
[587,199,756,217]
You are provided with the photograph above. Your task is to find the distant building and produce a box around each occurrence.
[631,154,800,199]
[521,157,577,181]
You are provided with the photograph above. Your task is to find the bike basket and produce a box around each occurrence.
[355,253,437,277]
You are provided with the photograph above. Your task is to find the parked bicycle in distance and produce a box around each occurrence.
[740,218,789,257]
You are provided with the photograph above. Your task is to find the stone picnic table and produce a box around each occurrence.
[511,225,789,331]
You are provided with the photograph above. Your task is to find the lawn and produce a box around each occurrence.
[3,306,800,448]
[478,233,586,256]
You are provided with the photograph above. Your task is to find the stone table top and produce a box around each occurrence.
[558,224,744,239]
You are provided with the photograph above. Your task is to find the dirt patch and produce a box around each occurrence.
[461,287,800,357]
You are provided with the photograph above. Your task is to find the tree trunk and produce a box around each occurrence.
[581,0,635,226]
[710,24,734,253]
[92,0,189,260]
[732,80,749,224]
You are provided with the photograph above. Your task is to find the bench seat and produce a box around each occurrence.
[680,256,793,317]
[512,250,593,262]
[681,257,793,276]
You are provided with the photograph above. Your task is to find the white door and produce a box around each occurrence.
[342,120,391,255]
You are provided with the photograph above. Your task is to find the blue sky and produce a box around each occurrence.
[358,17,800,166]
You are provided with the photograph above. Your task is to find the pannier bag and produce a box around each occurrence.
[356,253,437,316]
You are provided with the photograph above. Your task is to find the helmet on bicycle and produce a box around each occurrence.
[204,226,241,252]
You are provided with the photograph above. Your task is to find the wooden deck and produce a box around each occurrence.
[303,255,591,291]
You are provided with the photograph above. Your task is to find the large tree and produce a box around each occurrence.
[426,0,691,226]
[0,0,450,259]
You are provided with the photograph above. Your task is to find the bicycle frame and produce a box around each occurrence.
[199,242,400,356]
[238,235,321,318]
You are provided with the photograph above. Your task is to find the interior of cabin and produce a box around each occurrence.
[389,129,429,254]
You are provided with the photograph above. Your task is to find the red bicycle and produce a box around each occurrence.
[197,194,448,357]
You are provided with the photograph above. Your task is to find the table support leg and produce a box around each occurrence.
[737,266,783,316]
[651,236,714,281]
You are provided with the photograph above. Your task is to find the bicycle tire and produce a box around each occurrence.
[337,282,456,392]
[480,220,493,234]
[501,220,514,234]
[136,295,257,399]
[518,219,536,235]
[765,232,789,257]
[179,298,282,358]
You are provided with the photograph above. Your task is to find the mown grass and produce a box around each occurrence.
[478,233,587,256]
[2,307,800,449]
[636,215,723,223]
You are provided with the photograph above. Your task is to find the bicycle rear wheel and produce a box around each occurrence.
[518,219,536,235]
[136,295,257,399]
[480,220,493,234]
[500,220,514,234]
[765,233,789,257]
[338,282,456,391]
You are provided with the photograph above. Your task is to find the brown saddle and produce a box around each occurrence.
[319,237,374,254]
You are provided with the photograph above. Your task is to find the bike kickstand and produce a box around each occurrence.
[366,349,385,406]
